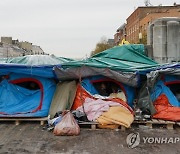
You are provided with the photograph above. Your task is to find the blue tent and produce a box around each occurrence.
[137,63,180,115]
[151,75,180,107]
[81,75,135,107]
[0,64,57,117]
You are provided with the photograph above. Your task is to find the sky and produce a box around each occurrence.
[0,0,176,58]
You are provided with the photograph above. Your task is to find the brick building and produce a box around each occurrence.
[119,4,180,44]
[114,23,126,45]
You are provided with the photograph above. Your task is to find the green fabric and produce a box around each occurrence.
[49,81,77,118]
[61,44,159,72]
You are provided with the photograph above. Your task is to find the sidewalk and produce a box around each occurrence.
[0,123,179,154]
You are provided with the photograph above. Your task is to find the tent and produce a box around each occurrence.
[54,44,159,87]
[52,45,159,113]
[70,77,135,128]
[137,63,180,121]
[80,75,135,107]
[0,64,57,117]
[0,55,73,117]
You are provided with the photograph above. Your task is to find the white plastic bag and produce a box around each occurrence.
[53,111,80,136]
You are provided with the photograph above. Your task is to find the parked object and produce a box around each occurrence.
[53,112,80,136]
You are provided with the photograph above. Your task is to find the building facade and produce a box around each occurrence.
[114,23,126,45]
[1,37,13,44]
[32,45,44,55]
[125,4,180,44]
[0,37,46,58]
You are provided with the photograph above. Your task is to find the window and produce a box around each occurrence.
[15,81,40,90]
[92,81,125,98]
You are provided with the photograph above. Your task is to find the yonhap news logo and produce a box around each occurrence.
[126,132,180,148]
[126,132,140,148]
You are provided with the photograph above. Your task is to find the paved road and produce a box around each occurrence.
[0,122,180,154]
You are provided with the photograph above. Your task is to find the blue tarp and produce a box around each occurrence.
[0,64,60,78]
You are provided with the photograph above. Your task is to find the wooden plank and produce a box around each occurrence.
[15,120,20,125]
[0,117,48,126]
[176,122,180,126]
[157,119,165,124]
[167,124,174,130]
[120,126,126,131]
[0,117,48,121]
[91,124,96,130]
[165,121,175,124]
[40,121,45,126]
[151,119,159,123]
[146,123,152,129]
[133,120,148,124]
[78,122,99,125]
[78,122,98,130]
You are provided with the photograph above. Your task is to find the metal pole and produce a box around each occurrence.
[6,47,8,63]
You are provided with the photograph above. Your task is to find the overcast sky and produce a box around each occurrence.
[0,0,175,58]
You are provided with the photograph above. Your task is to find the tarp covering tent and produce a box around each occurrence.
[137,63,180,121]
[5,55,74,66]
[54,44,159,87]
[51,45,160,125]
[0,58,7,64]
[0,55,72,117]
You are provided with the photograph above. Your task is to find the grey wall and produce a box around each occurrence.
[147,17,180,64]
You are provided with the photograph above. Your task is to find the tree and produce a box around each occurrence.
[91,37,112,56]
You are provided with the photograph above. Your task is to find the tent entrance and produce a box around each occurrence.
[91,79,126,98]
[166,81,180,102]
[14,81,40,90]
[10,78,44,112]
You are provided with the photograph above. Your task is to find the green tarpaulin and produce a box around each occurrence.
[61,44,159,72]
[54,44,160,87]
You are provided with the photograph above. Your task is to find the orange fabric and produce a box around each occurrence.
[71,84,93,110]
[153,94,180,121]
[71,84,133,114]
[107,98,133,114]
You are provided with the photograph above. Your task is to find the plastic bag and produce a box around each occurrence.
[53,111,80,136]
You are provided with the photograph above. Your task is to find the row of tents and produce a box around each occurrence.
[0,44,179,128]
